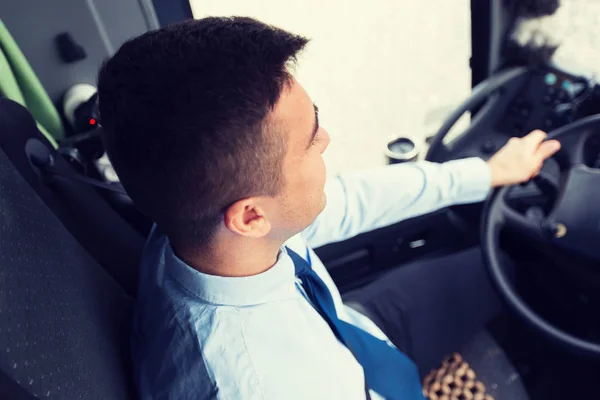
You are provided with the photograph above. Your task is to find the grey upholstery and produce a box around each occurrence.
[0,150,136,399]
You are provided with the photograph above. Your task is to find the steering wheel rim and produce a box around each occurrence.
[482,114,600,357]
[426,67,529,162]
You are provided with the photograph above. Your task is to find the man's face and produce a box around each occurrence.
[270,78,330,238]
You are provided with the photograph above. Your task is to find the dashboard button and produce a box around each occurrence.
[545,73,558,86]
[509,123,524,136]
[557,90,568,101]
[481,140,497,154]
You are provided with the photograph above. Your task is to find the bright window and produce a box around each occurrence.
[190,1,472,175]
[512,0,600,79]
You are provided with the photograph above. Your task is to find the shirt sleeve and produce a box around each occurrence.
[302,157,491,249]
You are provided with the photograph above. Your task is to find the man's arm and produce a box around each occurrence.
[302,157,491,249]
[303,130,562,249]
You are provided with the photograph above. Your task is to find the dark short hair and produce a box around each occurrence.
[98,17,308,246]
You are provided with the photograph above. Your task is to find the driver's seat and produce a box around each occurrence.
[0,131,136,398]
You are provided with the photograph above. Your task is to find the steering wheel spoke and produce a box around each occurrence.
[498,190,547,243]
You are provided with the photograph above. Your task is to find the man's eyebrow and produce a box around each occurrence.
[308,103,319,148]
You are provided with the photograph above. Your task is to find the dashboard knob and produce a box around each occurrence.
[545,73,558,86]
[481,140,497,154]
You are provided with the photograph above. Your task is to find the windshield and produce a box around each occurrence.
[189,0,472,175]
[511,0,600,79]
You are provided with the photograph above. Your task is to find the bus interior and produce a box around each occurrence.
[1,0,600,398]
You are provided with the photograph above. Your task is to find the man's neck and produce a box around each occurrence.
[174,235,285,277]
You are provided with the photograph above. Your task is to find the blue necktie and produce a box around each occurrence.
[287,247,425,400]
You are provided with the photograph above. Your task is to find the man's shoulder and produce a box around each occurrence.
[133,227,224,345]
[133,270,241,398]
[131,301,221,399]
[132,297,262,399]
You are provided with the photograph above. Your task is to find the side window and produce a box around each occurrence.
[511,1,600,78]
[190,1,472,175]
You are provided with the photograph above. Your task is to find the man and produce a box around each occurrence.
[97,17,560,400]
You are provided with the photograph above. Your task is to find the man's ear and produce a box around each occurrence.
[223,198,272,238]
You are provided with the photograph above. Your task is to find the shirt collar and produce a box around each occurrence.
[165,241,298,306]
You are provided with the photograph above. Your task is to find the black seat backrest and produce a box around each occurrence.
[0,149,136,399]
[0,98,144,296]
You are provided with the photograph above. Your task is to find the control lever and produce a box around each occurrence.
[533,170,559,193]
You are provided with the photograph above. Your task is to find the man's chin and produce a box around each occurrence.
[303,193,327,231]
[319,192,327,212]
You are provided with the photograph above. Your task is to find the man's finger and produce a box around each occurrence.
[536,139,561,160]
[522,130,548,149]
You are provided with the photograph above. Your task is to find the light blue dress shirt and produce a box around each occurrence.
[131,158,492,400]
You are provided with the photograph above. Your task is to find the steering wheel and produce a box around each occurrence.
[426,65,600,354]
[483,114,600,356]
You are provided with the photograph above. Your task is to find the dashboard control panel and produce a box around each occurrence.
[495,69,589,138]
[442,66,600,164]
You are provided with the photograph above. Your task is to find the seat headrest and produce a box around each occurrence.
[0,98,145,296]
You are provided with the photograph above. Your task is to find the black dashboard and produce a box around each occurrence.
[438,66,600,163]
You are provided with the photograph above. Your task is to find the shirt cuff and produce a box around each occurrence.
[445,157,492,204]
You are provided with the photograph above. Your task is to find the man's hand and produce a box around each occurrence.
[487,130,561,188]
